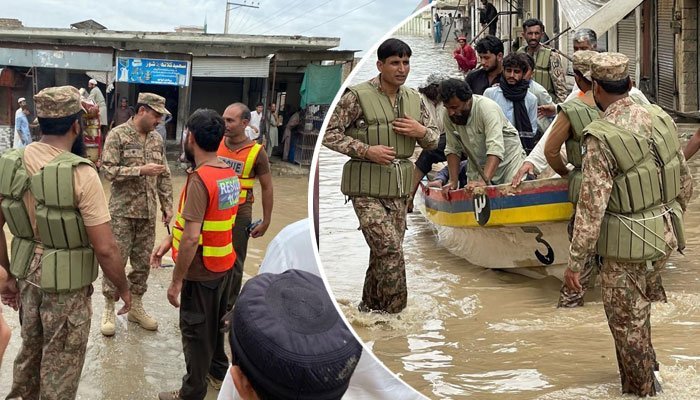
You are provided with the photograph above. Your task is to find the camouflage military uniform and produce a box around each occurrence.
[2,86,100,400]
[568,54,693,396]
[520,45,568,103]
[323,75,439,313]
[101,112,172,299]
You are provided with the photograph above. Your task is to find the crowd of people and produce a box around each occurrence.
[0,77,383,400]
[323,17,698,395]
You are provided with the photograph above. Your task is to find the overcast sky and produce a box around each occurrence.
[5,0,426,53]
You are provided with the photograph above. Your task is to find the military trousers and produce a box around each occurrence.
[179,271,232,400]
[352,196,408,314]
[601,257,667,397]
[559,217,600,307]
[103,216,156,298]
[226,211,251,310]
[7,252,92,400]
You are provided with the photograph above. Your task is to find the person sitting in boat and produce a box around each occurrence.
[483,53,539,154]
[440,78,526,192]
[427,160,469,189]
[408,72,451,213]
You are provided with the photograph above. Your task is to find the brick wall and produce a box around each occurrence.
[678,0,698,112]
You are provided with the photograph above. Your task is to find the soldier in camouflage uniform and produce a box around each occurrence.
[0,86,131,399]
[323,38,439,314]
[517,18,568,103]
[565,53,693,396]
[100,92,173,335]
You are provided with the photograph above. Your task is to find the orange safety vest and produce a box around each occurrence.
[172,165,239,272]
[217,140,262,205]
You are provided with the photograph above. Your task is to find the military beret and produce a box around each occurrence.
[591,52,629,81]
[231,269,362,400]
[138,92,171,116]
[34,86,86,118]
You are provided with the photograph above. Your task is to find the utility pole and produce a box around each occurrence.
[224,1,260,34]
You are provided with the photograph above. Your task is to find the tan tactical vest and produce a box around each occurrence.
[340,82,421,198]
[582,105,684,262]
[559,99,600,204]
[0,149,98,292]
[518,46,553,95]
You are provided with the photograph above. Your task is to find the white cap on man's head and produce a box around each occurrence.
[17,97,26,104]
[88,78,98,85]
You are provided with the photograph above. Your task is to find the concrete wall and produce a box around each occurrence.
[678,0,698,113]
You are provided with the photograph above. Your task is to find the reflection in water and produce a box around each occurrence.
[0,171,308,399]
[320,34,700,399]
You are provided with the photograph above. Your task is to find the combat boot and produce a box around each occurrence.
[128,294,158,331]
[101,299,116,337]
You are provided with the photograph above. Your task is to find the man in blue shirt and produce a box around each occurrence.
[483,53,538,154]
[13,97,31,148]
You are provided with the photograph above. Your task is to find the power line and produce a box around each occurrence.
[258,0,336,35]
[245,0,308,33]
[298,0,378,35]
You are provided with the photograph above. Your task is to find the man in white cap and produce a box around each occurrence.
[88,78,108,139]
[13,97,31,149]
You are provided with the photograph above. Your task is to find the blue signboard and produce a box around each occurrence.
[116,57,190,86]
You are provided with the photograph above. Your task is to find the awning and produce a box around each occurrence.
[558,0,643,35]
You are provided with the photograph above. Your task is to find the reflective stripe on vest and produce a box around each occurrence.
[518,46,553,94]
[172,165,239,272]
[583,108,682,262]
[217,141,262,205]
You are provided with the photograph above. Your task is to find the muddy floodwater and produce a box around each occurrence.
[320,34,700,399]
[0,163,308,399]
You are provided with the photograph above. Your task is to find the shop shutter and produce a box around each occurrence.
[617,12,638,81]
[656,0,675,109]
[191,57,270,78]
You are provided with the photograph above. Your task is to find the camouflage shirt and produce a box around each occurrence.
[322,75,439,157]
[568,97,693,272]
[101,118,173,219]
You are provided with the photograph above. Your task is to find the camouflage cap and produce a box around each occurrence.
[572,50,597,80]
[590,52,629,81]
[138,92,171,116]
[34,86,86,118]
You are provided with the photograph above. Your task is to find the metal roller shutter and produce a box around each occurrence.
[191,57,270,78]
[617,13,637,80]
[656,0,675,109]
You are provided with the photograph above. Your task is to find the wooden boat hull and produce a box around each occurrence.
[416,178,574,279]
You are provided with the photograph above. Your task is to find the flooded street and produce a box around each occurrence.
[320,34,700,399]
[0,163,308,399]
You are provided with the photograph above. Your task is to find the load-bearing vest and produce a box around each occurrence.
[172,165,239,272]
[518,46,553,96]
[582,104,685,262]
[0,149,98,292]
[340,81,421,198]
[558,98,601,204]
[217,141,262,205]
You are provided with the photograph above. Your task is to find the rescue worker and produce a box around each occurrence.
[100,92,173,336]
[217,102,273,311]
[564,53,693,396]
[544,50,601,307]
[517,19,568,103]
[322,38,439,314]
[0,86,131,399]
[151,108,239,400]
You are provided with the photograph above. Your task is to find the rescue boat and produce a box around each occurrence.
[415,177,574,279]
